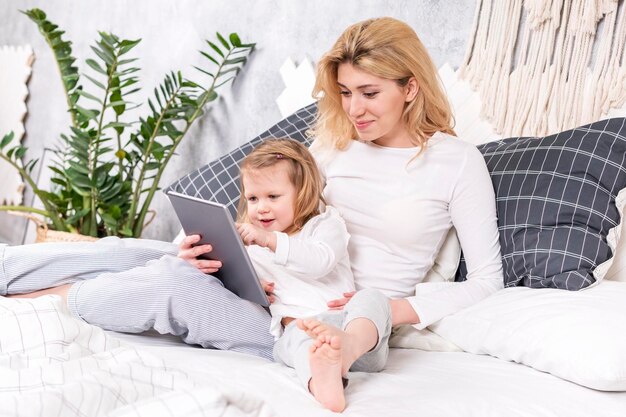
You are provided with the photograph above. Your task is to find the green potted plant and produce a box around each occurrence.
[0,8,255,240]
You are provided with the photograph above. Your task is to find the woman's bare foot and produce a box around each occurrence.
[309,335,346,412]
[5,284,71,302]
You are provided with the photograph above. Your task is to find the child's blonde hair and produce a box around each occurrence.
[310,17,455,151]
[237,139,324,234]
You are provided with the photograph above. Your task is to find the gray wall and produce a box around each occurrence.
[0,0,476,244]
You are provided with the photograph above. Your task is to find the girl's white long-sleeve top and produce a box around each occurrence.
[312,132,504,329]
[247,206,355,338]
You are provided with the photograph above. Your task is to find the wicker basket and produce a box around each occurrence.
[9,211,99,243]
[9,210,156,243]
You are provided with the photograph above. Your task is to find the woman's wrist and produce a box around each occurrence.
[390,298,420,326]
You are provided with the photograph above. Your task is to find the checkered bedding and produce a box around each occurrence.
[0,296,273,417]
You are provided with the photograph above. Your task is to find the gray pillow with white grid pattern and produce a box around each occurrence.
[456,117,626,290]
[167,106,626,291]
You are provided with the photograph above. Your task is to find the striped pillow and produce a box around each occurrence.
[457,118,626,290]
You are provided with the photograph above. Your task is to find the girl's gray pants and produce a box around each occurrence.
[0,237,274,360]
[273,288,392,388]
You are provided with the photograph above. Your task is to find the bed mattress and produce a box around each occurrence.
[2,294,625,417]
[113,331,626,417]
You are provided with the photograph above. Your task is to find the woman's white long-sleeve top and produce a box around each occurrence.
[312,132,504,329]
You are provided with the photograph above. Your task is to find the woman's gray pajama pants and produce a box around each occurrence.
[0,237,274,359]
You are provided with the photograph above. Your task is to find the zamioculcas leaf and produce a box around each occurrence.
[229,33,242,47]
[14,147,27,159]
[0,132,14,149]
[200,51,220,66]
[216,32,230,50]
[85,58,107,75]
[206,40,224,57]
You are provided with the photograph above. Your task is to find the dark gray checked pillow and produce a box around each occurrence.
[168,104,626,291]
[166,103,317,218]
[457,117,626,290]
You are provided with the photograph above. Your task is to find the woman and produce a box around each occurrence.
[309,17,503,325]
[277,17,504,411]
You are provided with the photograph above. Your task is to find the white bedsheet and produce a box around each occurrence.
[2,294,626,417]
[114,331,626,417]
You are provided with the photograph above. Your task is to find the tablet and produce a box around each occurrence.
[166,190,270,307]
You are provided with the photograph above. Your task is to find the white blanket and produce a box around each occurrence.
[0,296,274,417]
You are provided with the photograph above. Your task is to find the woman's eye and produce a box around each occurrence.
[340,90,351,96]
[363,92,379,98]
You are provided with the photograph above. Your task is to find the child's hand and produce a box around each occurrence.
[260,279,276,304]
[236,223,277,251]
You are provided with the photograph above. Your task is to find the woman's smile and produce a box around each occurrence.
[355,120,374,130]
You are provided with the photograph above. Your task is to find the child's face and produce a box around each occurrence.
[242,163,296,233]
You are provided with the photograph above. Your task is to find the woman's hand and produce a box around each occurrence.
[177,234,222,274]
[236,223,277,251]
[260,279,276,304]
[390,298,421,326]
[327,291,356,310]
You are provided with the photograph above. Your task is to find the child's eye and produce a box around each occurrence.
[269,195,280,200]
[247,196,257,203]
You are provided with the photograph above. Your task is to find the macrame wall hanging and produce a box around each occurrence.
[460,0,626,137]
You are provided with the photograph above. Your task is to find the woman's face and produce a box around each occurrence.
[337,63,417,148]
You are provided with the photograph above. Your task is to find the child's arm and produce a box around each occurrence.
[273,210,349,280]
[237,208,349,280]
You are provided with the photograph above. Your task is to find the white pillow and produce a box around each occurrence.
[421,227,461,283]
[603,188,626,282]
[429,280,626,391]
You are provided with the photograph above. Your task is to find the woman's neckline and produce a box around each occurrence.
[357,131,445,151]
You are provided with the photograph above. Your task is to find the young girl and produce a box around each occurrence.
[233,139,391,412]
[235,138,355,339]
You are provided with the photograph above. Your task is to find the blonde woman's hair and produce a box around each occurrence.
[310,17,455,151]
[237,138,324,234]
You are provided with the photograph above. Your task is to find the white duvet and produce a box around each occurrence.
[0,296,274,417]
[3,285,626,417]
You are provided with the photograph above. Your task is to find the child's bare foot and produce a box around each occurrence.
[297,318,361,375]
[309,335,346,412]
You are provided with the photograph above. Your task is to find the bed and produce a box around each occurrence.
[2,286,626,417]
[2,102,626,416]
